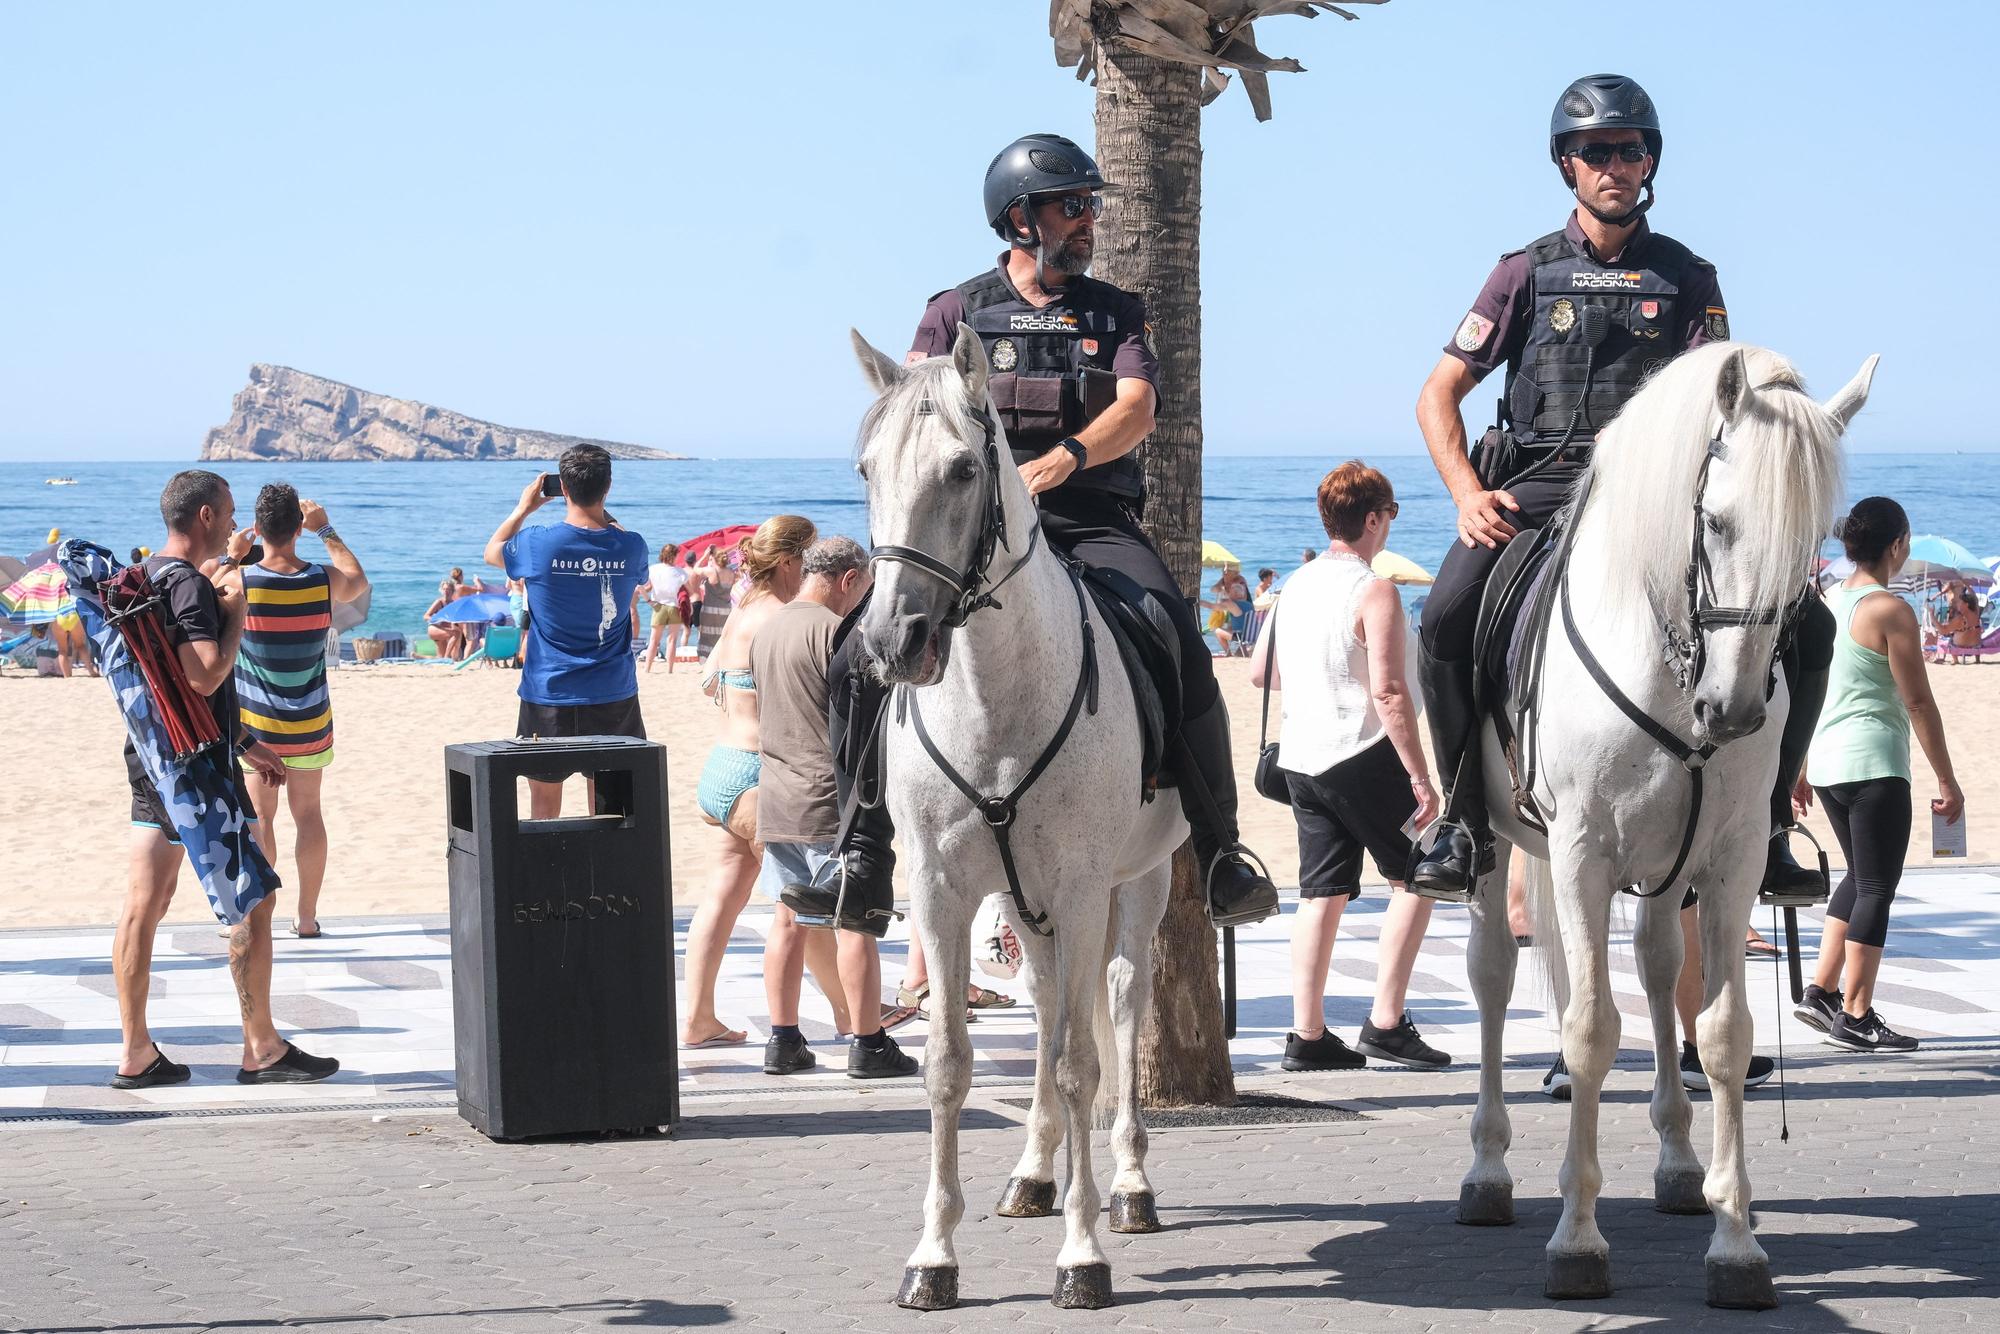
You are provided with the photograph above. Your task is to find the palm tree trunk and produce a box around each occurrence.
[1092,35,1235,1108]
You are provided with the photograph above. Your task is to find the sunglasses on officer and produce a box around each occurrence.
[1565,141,1649,168]
[1035,191,1104,221]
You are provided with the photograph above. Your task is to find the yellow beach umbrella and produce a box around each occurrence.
[1200,539,1240,568]
[1371,549,1434,586]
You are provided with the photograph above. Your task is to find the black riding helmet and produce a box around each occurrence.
[1549,74,1662,223]
[983,133,1113,246]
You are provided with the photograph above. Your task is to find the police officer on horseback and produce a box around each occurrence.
[1408,74,1835,904]
[784,132,1281,934]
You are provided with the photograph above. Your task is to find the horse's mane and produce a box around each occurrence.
[1578,342,1843,618]
[854,353,984,466]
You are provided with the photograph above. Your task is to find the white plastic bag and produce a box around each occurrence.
[972,892,1023,980]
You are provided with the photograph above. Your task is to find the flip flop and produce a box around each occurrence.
[879,1004,920,1034]
[1745,938,1783,961]
[292,924,323,939]
[110,1047,190,1090]
[236,1042,340,1084]
[680,1029,749,1050]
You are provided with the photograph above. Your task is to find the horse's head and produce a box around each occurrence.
[1592,343,1878,746]
[848,323,1008,686]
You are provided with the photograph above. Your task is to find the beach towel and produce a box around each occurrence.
[58,540,279,924]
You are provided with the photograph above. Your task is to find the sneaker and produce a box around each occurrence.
[1825,1007,1920,1054]
[847,1033,920,1080]
[1793,984,1843,1034]
[1679,1041,1774,1092]
[762,1031,816,1075]
[1281,1030,1365,1072]
[1355,1012,1451,1069]
[1542,1055,1571,1101]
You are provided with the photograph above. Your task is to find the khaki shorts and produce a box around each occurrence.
[651,603,682,628]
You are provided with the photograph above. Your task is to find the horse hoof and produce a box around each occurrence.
[1544,1251,1612,1300]
[1108,1190,1160,1233]
[996,1176,1058,1217]
[1456,1181,1515,1226]
[1706,1259,1778,1310]
[895,1265,959,1311]
[1654,1168,1710,1216]
[1052,1262,1115,1309]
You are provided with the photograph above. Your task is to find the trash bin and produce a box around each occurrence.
[446,736,677,1140]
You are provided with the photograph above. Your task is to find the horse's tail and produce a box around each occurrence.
[1521,852,1568,1021]
[1093,894,1120,1126]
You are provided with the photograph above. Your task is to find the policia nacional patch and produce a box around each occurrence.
[1549,298,1577,334]
[1705,307,1730,340]
[991,338,1018,371]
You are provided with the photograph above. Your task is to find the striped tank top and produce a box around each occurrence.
[235,562,334,762]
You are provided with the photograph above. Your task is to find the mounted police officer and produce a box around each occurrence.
[1408,75,1835,905]
[784,132,1281,935]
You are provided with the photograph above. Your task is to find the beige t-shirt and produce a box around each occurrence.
[752,600,843,843]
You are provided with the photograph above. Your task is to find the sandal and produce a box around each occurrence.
[967,986,1016,1010]
[236,1042,340,1084]
[680,1028,749,1050]
[897,983,977,1024]
[110,1046,190,1090]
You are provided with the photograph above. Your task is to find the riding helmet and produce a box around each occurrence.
[1549,74,1662,184]
[983,133,1113,245]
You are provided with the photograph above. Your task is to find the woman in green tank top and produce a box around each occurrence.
[1794,498,1963,1055]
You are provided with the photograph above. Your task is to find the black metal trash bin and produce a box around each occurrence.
[446,736,677,1140]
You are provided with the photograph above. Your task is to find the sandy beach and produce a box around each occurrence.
[3,656,1992,931]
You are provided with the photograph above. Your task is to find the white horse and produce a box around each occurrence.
[848,325,1186,1311]
[1458,342,1876,1308]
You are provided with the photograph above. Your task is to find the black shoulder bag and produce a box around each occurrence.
[1252,610,1292,805]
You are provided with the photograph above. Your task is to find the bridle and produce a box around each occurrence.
[867,396,1040,629]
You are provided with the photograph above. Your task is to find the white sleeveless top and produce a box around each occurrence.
[1271,551,1419,777]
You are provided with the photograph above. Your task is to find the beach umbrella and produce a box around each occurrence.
[430,592,513,625]
[1371,549,1435,586]
[330,584,372,633]
[1903,534,1989,584]
[678,524,758,566]
[0,562,75,625]
[0,555,25,585]
[1200,539,1240,568]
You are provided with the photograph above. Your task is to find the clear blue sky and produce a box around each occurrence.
[2,1,1991,461]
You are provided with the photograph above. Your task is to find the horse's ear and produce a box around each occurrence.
[851,328,904,397]
[1716,347,1754,425]
[951,322,990,402]
[1824,353,1881,432]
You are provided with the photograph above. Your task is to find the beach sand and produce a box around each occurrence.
[3,657,1992,930]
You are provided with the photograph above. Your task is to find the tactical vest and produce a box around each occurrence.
[955,269,1146,499]
[1505,228,1705,446]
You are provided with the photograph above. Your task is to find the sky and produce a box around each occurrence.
[3,1,1995,461]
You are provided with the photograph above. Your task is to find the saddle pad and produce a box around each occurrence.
[1074,562,1178,795]
[1474,525,1553,703]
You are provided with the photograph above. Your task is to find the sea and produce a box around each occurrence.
[3,455,1988,637]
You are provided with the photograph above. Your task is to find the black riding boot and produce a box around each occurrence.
[1172,700,1280,928]
[1407,650,1490,903]
[780,799,902,937]
[1762,666,1831,906]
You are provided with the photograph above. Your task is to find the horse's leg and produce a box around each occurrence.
[1695,862,1778,1310]
[1105,865,1170,1233]
[1459,836,1519,1226]
[998,916,1062,1218]
[1636,887,1705,1215]
[1048,896,1116,1308]
[1545,857,1618,1300]
[896,887,978,1311]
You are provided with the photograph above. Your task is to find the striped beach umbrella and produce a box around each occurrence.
[0,561,74,624]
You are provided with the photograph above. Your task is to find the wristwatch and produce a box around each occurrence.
[217,555,240,569]
[1056,437,1088,470]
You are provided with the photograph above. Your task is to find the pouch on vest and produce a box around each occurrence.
[993,374,1066,443]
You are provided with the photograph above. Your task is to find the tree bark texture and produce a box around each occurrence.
[1092,34,1235,1109]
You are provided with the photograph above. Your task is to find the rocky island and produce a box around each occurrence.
[198,364,683,462]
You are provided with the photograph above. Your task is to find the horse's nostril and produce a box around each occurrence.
[899,616,930,661]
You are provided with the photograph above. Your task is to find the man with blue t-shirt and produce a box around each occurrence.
[484,444,651,817]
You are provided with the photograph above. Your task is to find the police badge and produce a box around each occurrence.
[1549,298,1577,334]
[991,338,1018,371]
[1705,307,1730,341]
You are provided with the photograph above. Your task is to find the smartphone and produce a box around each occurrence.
[540,472,563,498]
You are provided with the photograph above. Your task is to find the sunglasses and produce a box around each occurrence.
[1566,141,1649,168]
[1377,502,1400,519]
[1037,192,1104,221]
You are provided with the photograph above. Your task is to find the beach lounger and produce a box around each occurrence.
[454,625,521,671]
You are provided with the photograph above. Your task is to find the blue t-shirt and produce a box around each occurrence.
[503,522,651,706]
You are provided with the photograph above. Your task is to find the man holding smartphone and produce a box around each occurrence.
[484,445,651,817]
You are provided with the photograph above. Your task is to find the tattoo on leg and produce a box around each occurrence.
[229,924,258,1020]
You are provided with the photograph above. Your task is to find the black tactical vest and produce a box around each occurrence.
[1505,228,1706,445]
[954,269,1146,499]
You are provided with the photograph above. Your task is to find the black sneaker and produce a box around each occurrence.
[762,1031,816,1075]
[1825,1007,1919,1054]
[1356,1012,1450,1069]
[1793,984,1842,1034]
[1281,1030,1364,1072]
[1542,1055,1571,1101]
[1679,1041,1773,1092]
[847,1033,919,1080]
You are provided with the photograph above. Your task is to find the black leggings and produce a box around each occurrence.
[1816,777,1912,949]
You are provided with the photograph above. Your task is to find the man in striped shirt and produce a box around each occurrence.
[234,483,369,938]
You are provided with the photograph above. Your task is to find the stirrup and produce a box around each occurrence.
[1407,823,1483,905]
[1759,822,1831,908]
[790,855,904,935]
[1203,844,1280,929]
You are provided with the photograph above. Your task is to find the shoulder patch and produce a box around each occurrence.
[1705,307,1730,341]
[1453,311,1495,353]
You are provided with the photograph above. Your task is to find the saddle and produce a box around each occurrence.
[1072,561,1179,798]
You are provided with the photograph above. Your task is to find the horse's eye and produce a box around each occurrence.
[855,460,869,482]
[1705,514,1726,537]
[951,458,978,483]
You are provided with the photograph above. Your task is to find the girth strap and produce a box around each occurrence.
[903,561,1099,937]
[1560,573,1717,900]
